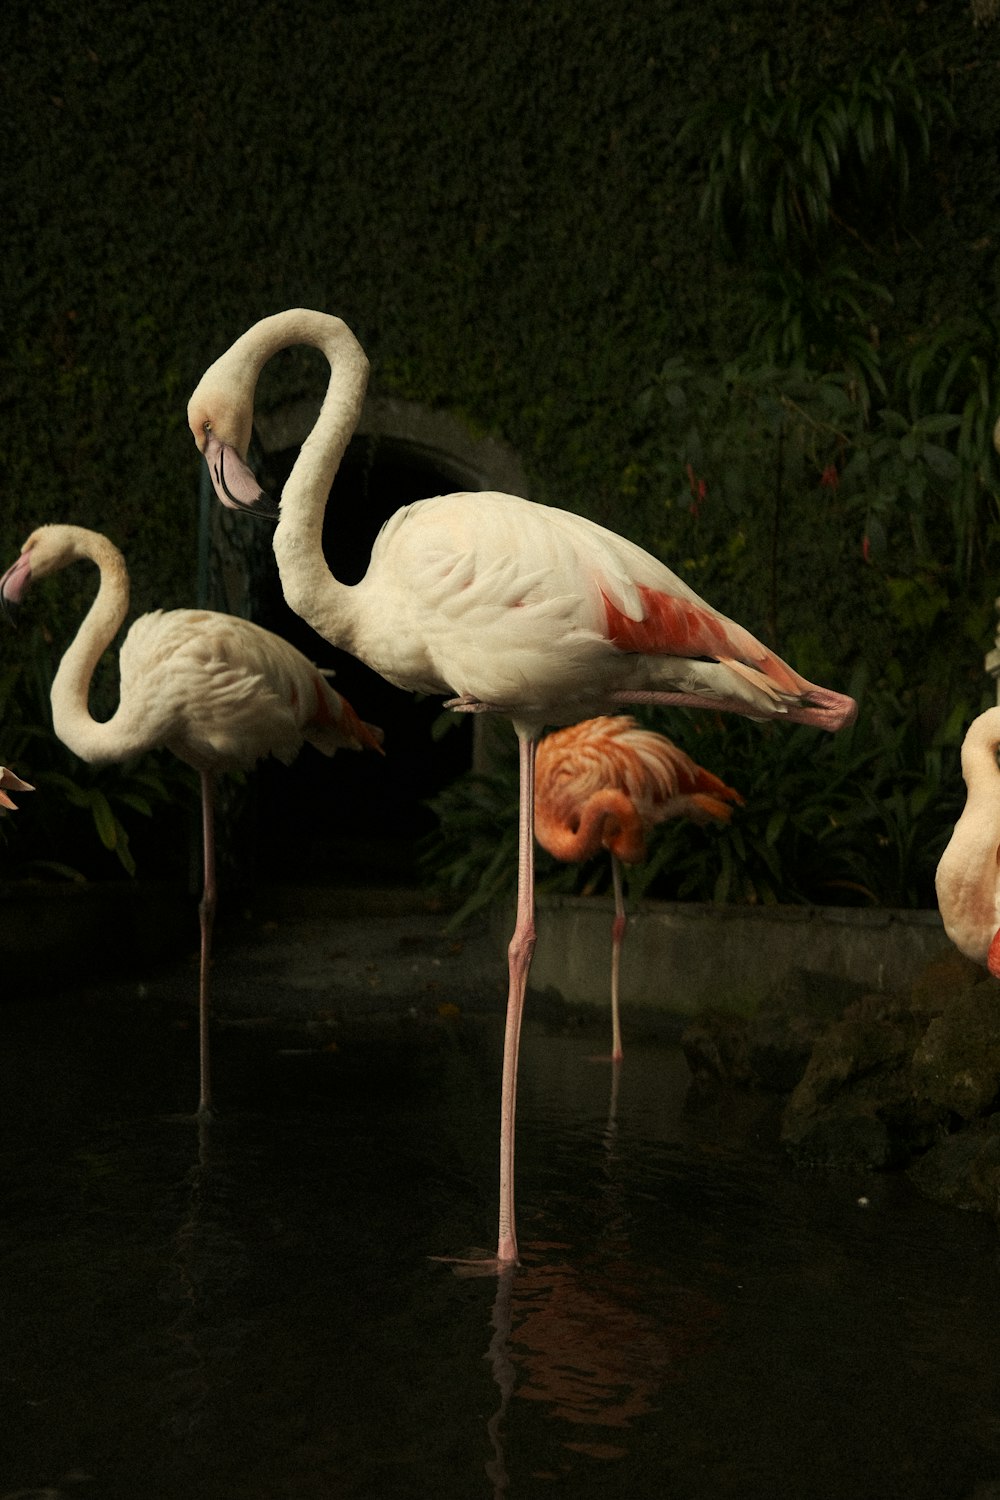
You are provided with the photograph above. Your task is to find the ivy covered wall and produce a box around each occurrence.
[2,1,994,595]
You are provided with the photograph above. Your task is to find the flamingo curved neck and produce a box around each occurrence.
[536,790,646,864]
[49,533,139,763]
[240,312,369,654]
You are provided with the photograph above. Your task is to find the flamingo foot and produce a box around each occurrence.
[160,1109,216,1127]
[444,694,495,714]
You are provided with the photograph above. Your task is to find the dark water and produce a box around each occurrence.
[3,990,1000,1500]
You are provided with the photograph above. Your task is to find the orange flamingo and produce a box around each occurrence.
[189,308,856,1268]
[535,716,742,1059]
[935,706,1000,975]
[0,767,33,812]
[0,524,382,1117]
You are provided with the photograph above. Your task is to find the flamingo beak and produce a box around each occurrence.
[0,551,33,626]
[0,767,34,813]
[202,433,280,520]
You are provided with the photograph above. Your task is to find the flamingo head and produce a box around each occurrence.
[0,549,32,625]
[0,527,76,624]
[187,389,279,521]
[1,525,125,627]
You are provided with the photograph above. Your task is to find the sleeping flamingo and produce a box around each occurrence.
[188,307,856,1267]
[935,706,1000,975]
[0,766,33,812]
[534,715,742,1060]
[0,524,382,1118]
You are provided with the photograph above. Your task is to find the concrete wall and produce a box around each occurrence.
[525,895,952,1018]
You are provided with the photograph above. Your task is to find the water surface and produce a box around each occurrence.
[3,989,999,1499]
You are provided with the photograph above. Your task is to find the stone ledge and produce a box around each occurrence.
[523,894,951,1018]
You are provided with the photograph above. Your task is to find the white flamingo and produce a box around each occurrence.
[188,308,857,1266]
[0,523,382,1117]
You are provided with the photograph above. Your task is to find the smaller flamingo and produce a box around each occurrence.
[0,525,382,1117]
[935,706,1000,975]
[535,715,742,1059]
[0,767,33,812]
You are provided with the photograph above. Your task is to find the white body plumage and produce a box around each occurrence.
[936,707,1000,974]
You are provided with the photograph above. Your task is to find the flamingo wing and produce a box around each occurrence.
[119,610,377,771]
[358,494,853,730]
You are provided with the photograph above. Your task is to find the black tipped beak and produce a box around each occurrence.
[204,434,280,521]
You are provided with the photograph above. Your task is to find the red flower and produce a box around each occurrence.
[861,533,871,563]
[819,464,839,491]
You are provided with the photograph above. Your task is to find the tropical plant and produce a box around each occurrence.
[748,259,891,417]
[682,49,956,426]
[694,51,953,260]
[636,346,1000,681]
[893,313,1000,579]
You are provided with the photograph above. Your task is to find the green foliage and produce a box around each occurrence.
[637,339,1000,679]
[684,47,957,430]
[695,52,953,260]
[894,314,1000,578]
[749,260,892,417]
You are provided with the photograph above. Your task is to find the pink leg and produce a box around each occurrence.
[197,769,216,1120]
[610,854,626,1063]
[497,729,538,1267]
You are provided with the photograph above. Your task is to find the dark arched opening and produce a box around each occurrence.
[249,434,476,884]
